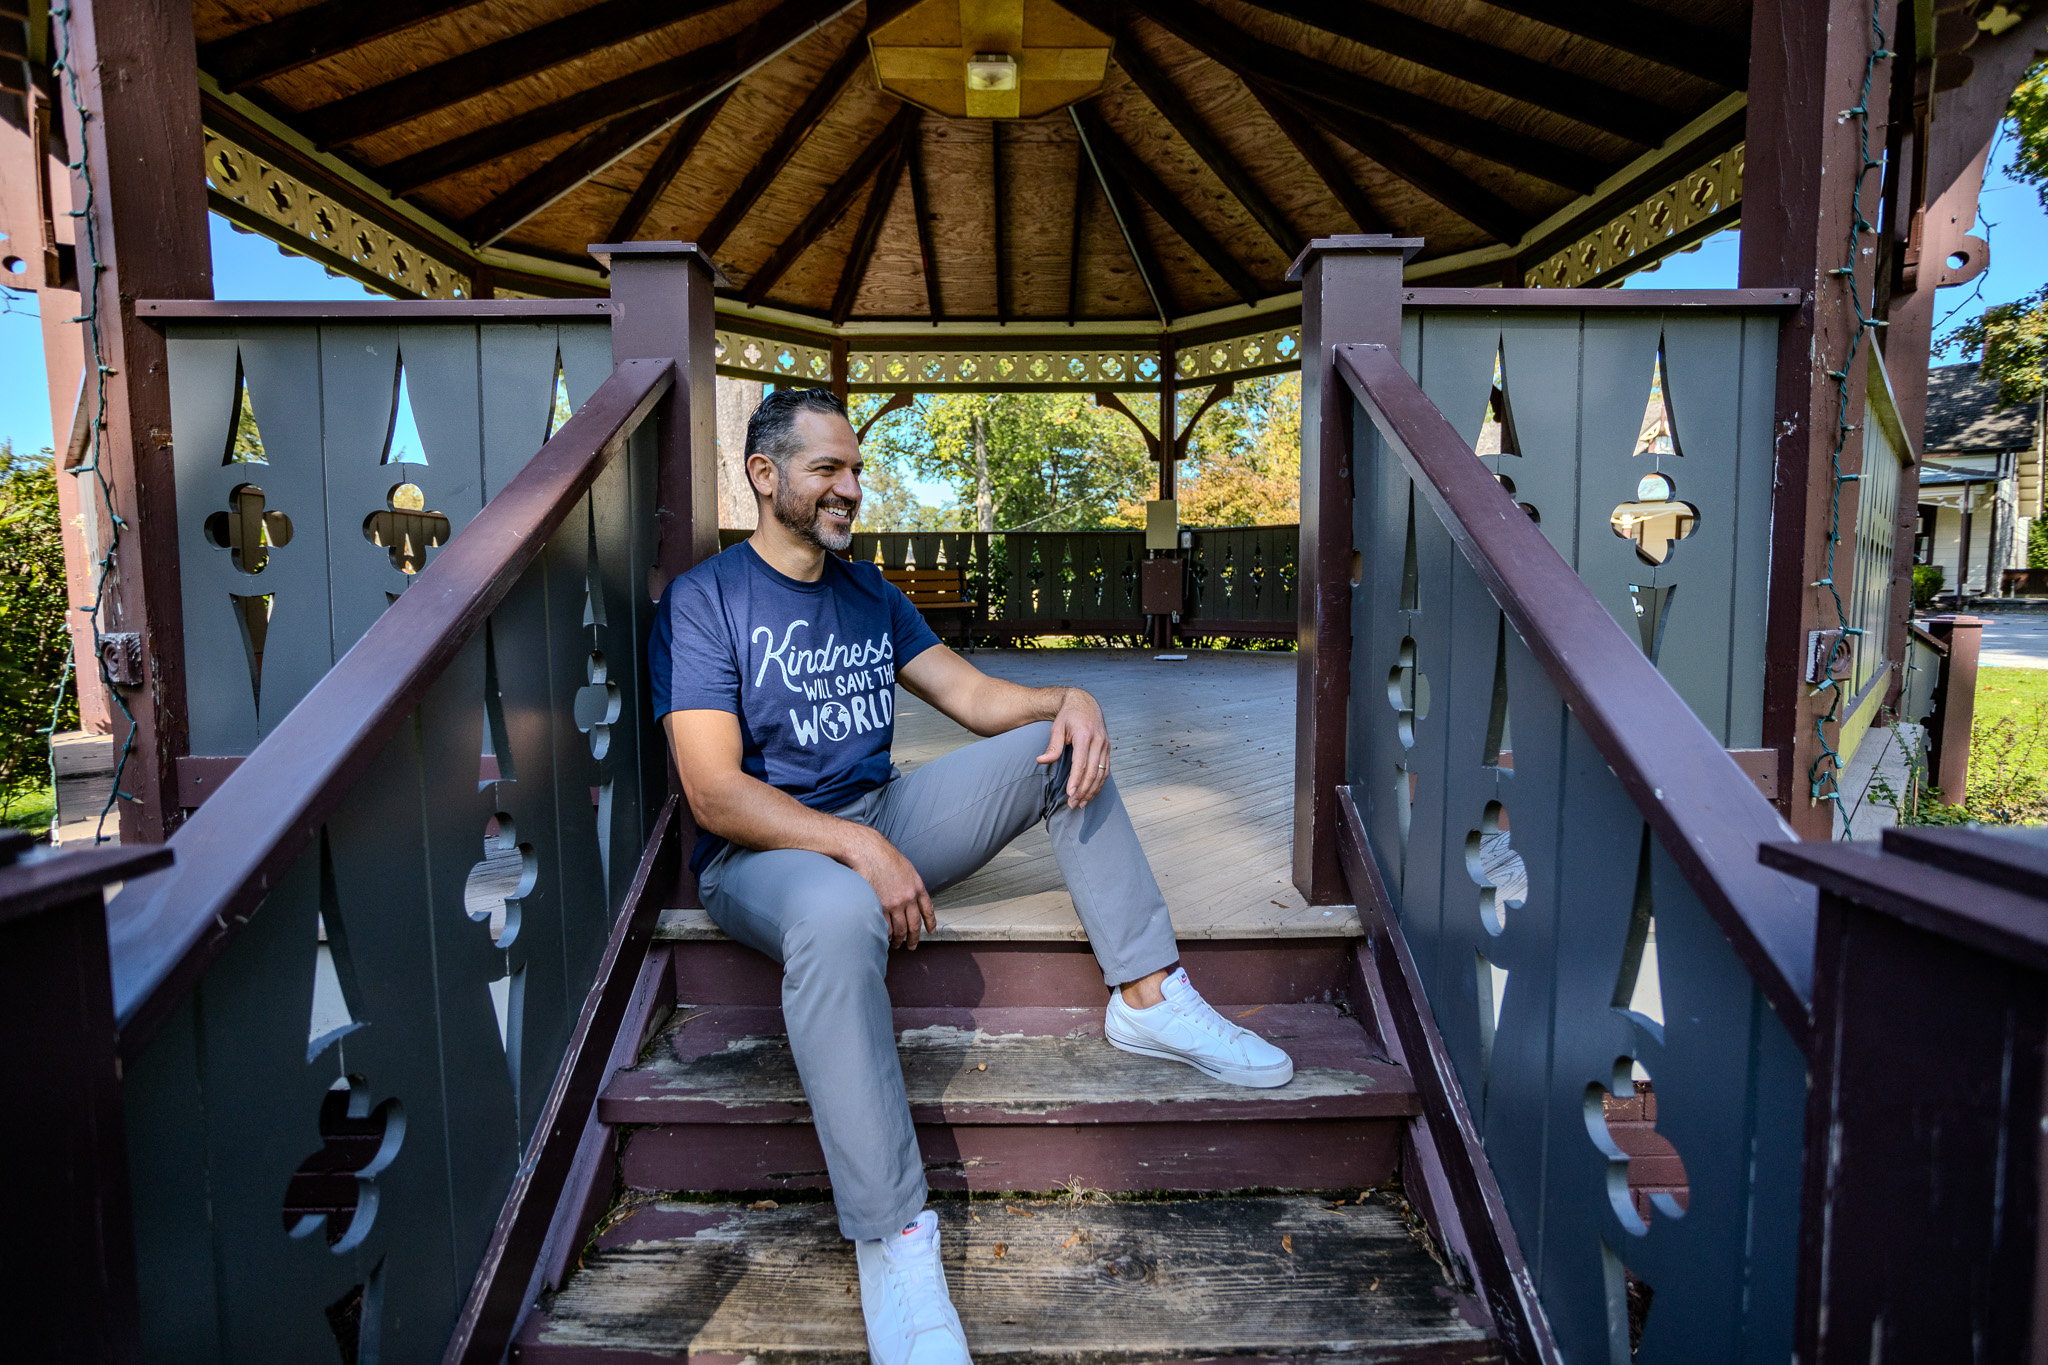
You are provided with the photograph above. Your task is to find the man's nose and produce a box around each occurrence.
[833,469,863,501]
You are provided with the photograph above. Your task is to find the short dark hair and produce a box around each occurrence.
[745,387,849,480]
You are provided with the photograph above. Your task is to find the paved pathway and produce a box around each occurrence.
[1980,614,2048,669]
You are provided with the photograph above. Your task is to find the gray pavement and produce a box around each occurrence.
[1980,615,2048,669]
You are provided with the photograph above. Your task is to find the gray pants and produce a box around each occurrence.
[699,721,1180,1239]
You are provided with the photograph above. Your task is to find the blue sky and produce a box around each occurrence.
[4,142,2046,458]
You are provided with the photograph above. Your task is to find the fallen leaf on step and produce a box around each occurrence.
[1282,1235,1294,1255]
[749,1200,779,1212]
[1061,1229,1089,1249]
[1235,1005,1266,1019]
[1270,900,1285,907]
[1370,1277,1380,1292]
[976,1063,987,1071]
[992,1243,1007,1259]
[1006,1205,1035,1217]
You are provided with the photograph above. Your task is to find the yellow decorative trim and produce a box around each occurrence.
[1176,325,1300,383]
[203,128,471,300]
[1530,145,1744,289]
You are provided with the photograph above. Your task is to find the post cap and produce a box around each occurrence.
[586,242,732,288]
[1286,236,1425,283]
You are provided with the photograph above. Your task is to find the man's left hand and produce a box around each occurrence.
[1038,688,1111,808]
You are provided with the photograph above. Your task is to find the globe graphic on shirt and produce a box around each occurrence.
[819,701,853,742]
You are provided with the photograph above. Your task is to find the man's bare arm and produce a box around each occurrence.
[896,646,1112,808]
[664,710,936,947]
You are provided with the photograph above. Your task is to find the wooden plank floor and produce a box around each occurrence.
[660,649,1360,941]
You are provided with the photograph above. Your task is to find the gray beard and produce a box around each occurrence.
[773,484,855,553]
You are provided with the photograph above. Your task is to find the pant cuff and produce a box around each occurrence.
[836,1182,931,1242]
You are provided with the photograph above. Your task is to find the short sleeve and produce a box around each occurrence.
[886,576,942,667]
[650,573,741,718]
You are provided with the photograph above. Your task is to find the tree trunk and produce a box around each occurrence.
[715,376,761,530]
[973,409,994,532]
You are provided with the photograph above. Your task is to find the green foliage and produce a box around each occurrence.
[2032,518,2048,570]
[1912,562,1946,607]
[1935,284,2048,408]
[2006,59,2048,210]
[854,391,1155,532]
[0,442,78,811]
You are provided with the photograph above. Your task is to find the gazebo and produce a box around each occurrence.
[1,3,2043,1363]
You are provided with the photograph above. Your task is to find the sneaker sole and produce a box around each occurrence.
[1104,1024,1295,1089]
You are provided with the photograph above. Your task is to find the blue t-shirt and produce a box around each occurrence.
[651,542,942,872]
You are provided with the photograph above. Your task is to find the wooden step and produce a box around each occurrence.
[518,1195,1497,1362]
[603,1004,1417,1194]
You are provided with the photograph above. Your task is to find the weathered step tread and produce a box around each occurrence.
[529,1196,1496,1362]
[600,1005,1419,1125]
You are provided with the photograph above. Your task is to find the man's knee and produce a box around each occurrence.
[782,875,888,969]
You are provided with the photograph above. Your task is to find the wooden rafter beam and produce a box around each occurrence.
[1125,0,1607,194]
[1066,153,1090,324]
[297,0,731,147]
[1114,38,1302,261]
[831,120,915,325]
[745,104,921,306]
[1247,84,1385,233]
[857,391,915,442]
[1174,379,1234,458]
[992,124,1009,321]
[375,0,856,195]
[463,95,686,247]
[1094,390,1161,459]
[1478,0,1749,88]
[907,123,942,322]
[606,87,735,243]
[1070,104,1174,321]
[1255,0,1683,144]
[696,32,870,256]
[200,0,474,92]
[1075,106,1263,305]
[1282,88,1533,243]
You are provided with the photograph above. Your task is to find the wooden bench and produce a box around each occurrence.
[883,567,974,638]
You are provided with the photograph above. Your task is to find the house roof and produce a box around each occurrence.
[1923,362,2041,455]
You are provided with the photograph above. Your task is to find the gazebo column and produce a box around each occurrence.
[1740,0,1901,839]
[1289,235,1421,905]
[53,0,214,844]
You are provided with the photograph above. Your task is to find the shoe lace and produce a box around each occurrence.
[1169,989,1244,1045]
[890,1242,953,1334]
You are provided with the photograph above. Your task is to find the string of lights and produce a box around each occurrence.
[50,3,140,844]
[1806,0,1895,813]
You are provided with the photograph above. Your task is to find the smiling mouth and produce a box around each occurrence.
[819,503,855,522]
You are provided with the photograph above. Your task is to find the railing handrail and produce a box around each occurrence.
[1335,342,1817,1042]
[104,357,674,1058]
[140,298,614,321]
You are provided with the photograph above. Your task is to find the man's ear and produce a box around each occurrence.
[747,452,776,499]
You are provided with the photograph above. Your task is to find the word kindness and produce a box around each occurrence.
[752,621,900,748]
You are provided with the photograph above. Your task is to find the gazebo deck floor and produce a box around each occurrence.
[656,649,1358,943]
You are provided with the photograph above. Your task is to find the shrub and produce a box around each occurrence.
[1912,563,1945,608]
[0,443,77,811]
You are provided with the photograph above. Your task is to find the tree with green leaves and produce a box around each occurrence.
[0,442,78,811]
[853,391,1156,532]
[1937,60,2048,405]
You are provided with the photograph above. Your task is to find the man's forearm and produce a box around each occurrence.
[959,675,1072,737]
[689,771,872,862]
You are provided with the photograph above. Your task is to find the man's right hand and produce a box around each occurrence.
[842,825,936,949]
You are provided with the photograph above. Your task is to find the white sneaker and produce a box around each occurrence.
[1105,967,1295,1088]
[855,1210,973,1365]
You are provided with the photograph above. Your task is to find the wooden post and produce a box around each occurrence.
[0,831,172,1364]
[590,242,726,590]
[1924,614,1981,805]
[829,337,850,403]
[1763,827,2048,1362]
[1286,236,1421,905]
[1157,339,1177,501]
[1739,0,1900,837]
[53,0,214,843]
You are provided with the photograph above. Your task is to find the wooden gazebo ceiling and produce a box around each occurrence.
[191,0,1751,325]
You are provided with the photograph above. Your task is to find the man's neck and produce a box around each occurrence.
[748,517,830,582]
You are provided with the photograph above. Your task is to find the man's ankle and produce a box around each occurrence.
[1118,966,1174,1010]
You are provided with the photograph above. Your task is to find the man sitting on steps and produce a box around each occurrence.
[652,387,1293,1365]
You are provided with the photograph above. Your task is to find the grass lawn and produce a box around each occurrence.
[1958,668,2048,821]
[0,783,56,837]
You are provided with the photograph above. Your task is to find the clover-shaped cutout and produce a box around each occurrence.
[464,812,534,949]
[1465,799,1528,935]
[575,651,622,760]
[204,483,293,574]
[1584,1058,1690,1236]
[362,482,450,575]
[1387,636,1430,751]
[1610,472,1698,567]
[280,1074,404,1253]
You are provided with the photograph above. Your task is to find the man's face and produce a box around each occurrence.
[756,408,863,553]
